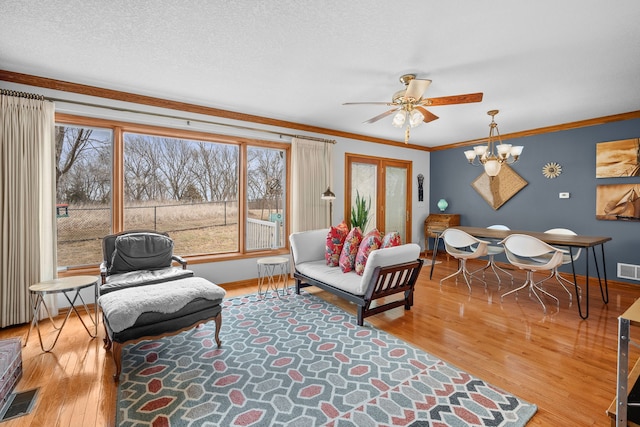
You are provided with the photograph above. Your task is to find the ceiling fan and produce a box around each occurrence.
[343,74,483,144]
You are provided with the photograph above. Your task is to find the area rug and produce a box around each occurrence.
[117,290,536,426]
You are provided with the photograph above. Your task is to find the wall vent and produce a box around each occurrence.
[618,263,640,281]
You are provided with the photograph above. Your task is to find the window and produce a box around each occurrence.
[55,124,113,267]
[123,132,240,255]
[55,115,289,269]
[246,146,286,250]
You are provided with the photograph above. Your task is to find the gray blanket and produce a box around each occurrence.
[99,277,226,333]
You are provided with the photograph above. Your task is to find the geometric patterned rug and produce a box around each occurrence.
[117,290,536,426]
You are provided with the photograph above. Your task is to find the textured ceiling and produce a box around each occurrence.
[1,1,639,147]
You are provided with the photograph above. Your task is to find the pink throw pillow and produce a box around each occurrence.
[355,229,382,275]
[339,227,363,273]
[325,221,349,266]
[381,231,402,248]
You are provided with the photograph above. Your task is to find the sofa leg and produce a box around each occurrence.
[295,279,302,295]
[357,308,364,326]
[214,311,222,347]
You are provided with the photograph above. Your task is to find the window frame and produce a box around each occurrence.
[56,113,291,275]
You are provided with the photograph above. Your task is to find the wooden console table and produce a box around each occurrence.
[424,213,460,253]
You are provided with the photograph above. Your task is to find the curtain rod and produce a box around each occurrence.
[46,96,337,144]
[1,89,45,100]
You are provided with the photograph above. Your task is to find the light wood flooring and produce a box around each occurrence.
[1,255,639,426]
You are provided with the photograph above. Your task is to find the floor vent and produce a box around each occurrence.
[618,263,640,281]
[0,389,38,422]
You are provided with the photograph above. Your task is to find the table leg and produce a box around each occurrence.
[573,244,609,320]
[429,234,441,280]
[62,289,97,338]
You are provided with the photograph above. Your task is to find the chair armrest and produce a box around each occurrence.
[172,255,188,269]
[100,261,108,284]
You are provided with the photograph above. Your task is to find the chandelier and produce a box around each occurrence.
[463,110,523,177]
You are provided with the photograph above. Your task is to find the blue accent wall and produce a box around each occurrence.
[430,118,640,285]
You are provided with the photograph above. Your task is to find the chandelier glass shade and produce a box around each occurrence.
[463,110,523,177]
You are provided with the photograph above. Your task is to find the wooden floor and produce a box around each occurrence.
[1,255,639,426]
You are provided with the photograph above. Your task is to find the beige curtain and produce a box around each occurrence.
[291,137,332,232]
[0,94,56,328]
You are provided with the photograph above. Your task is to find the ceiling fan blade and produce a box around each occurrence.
[343,101,396,106]
[364,108,399,124]
[414,106,439,123]
[421,92,484,106]
[404,79,432,101]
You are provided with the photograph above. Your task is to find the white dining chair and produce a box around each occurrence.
[500,234,565,313]
[471,224,514,288]
[535,228,582,302]
[440,228,489,293]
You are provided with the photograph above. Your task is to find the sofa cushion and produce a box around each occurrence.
[381,231,402,248]
[325,221,349,266]
[295,260,367,295]
[109,233,174,274]
[339,227,363,273]
[355,229,382,275]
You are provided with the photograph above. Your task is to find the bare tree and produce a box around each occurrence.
[56,126,111,202]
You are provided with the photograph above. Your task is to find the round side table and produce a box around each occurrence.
[257,256,290,298]
[25,275,99,352]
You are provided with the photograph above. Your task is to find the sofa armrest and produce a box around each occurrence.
[172,255,188,269]
[289,228,330,265]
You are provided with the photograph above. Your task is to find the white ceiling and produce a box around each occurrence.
[1,1,640,148]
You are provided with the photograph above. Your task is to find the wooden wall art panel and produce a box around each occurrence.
[471,164,528,210]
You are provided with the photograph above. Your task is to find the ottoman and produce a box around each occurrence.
[0,338,22,410]
[99,276,226,381]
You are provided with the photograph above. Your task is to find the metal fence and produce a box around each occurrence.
[56,200,283,267]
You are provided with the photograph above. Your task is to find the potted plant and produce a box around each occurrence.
[350,190,371,231]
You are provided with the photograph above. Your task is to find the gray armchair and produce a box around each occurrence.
[99,230,194,295]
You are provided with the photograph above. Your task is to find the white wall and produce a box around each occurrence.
[3,81,430,287]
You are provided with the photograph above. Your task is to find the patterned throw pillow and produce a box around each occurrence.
[339,227,363,273]
[325,221,349,266]
[355,229,382,275]
[381,231,402,248]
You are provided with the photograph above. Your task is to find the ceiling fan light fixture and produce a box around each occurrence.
[391,110,406,128]
[464,110,523,177]
[409,109,424,127]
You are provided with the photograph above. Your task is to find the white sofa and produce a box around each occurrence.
[289,228,423,326]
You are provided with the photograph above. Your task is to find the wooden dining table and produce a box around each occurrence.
[430,225,612,319]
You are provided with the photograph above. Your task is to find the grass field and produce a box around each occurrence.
[56,201,277,267]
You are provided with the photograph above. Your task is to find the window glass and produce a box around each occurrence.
[123,133,240,255]
[246,146,286,250]
[55,125,113,267]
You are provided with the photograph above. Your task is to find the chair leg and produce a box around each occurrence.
[440,259,466,288]
[537,268,576,303]
[441,259,485,293]
[501,271,559,313]
[470,256,514,289]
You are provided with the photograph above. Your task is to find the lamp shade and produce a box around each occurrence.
[484,159,502,177]
[437,199,448,212]
[321,187,336,200]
